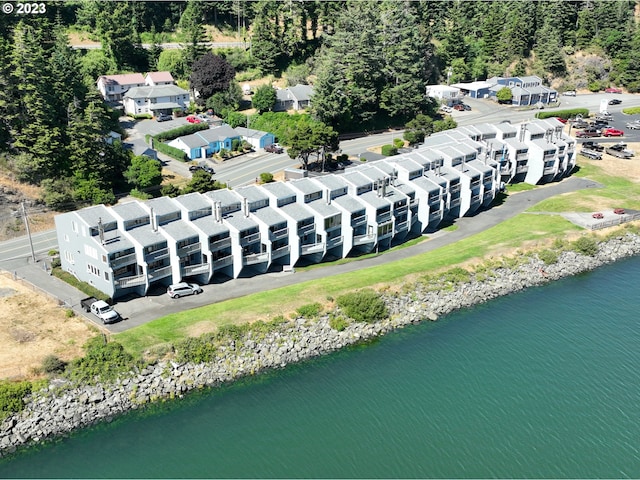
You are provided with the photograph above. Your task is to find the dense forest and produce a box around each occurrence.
[1,0,639,209]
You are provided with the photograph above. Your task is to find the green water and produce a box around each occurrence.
[2,258,640,478]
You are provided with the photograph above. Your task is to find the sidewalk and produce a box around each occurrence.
[1,176,602,333]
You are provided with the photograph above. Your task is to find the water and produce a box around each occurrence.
[2,257,640,478]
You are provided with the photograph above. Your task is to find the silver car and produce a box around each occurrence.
[625,122,640,130]
[167,282,203,298]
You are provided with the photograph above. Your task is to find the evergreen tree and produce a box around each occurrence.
[179,0,207,71]
[252,85,277,113]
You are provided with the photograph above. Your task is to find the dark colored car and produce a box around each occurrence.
[576,129,600,138]
[580,141,604,152]
[265,144,284,154]
[608,99,622,105]
[156,114,172,122]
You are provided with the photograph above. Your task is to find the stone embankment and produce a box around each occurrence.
[2,233,640,456]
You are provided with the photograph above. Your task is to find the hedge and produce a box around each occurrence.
[535,108,589,120]
[154,123,210,142]
[381,144,398,156]
[154,141,188,161]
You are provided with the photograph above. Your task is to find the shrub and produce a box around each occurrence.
[0,380,32,420]
[259,172,274,184]
[329,315,349,331]
[440,266,471,285]
[65,309,75,318]
[572,236,599,256]
[154,141,188,161]
[129,188,153,200]
[622,106,640,115]
[51,268,110,302]
[538,249,559,265]
[175,334,218,363]
[336,289,388,323]
[67,336,135,383]
[42,355,67,374]
[393,138,404,148]
[296,302,322,318]
[535,108,589,120]
[381,144,398,156]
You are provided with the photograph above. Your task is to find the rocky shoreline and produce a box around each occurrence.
[2,232,640,457]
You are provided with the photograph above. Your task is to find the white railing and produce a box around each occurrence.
[269,227,289,241]
[213,255,234,268]
[298,223,315,235]
[243,252,269,265]
[178,243,201,257]
[271,245,290,259]
[210,237,231,251]
[182,263,209,276]
[376,212,392,224]
[240,232,260,246]
[300,242,324,255]
[351,215,367,228]
[110,252,137,268]
[395,221,408,232]
[148,265,172,280]
[326,236,344,248]
[145,248,169,262]
[516,165,528,174]
[353,233,376,246]
[115,275,146,288]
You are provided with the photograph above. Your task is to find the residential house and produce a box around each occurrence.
[122,84,190,116]
[274,84,314,111]
[144,71,175,87]
[487,76,558,106]
[97,73,145,103]
[234,127,276,150]
[167,125,241,160]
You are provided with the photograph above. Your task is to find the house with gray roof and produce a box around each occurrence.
[123,84,190,116]
[168,125,242,160]
[274,84,314,111]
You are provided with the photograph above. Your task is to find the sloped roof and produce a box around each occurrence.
[124,84,189,99]
[97,73,145,86]
[145,71,174,83]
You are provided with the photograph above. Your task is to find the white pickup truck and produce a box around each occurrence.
[80,297,120,324]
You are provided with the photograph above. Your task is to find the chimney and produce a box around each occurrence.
[326,188,331,205]
[243,197,249,217]
[215,201,222,223]
[98,217,105,245]
[381,179,387,197]
[150,207,158,232]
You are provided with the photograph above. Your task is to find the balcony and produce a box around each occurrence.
[210,237,231,251]
[145,248,169,262]
[450,184,461,193]
[178,243,201,257]
[326,235,344,248]
[240,232,260,247]
[353,233,376,246]
[500,164,511,173]
[543,154,555,161]
[516,153,528,161]
[376,212,392,224]
[410,198,419,207]
[543,167,556,175]
[470,180,481,189]
[269,227,289,241]
[115,274,146,288]
[471,194,481,204]
[243,252,269,266]
[213,255,233,268]
[110,252,137,269]
[351,215,367,228]
[395,220,409,232]
[300,242,324,255]
[298,223,315,235]
[148,265,172,280]
[181,263,209,276]
[450,197,461,208]
[516,165,528,174]
[271,245,290,259]
[484,191,494,202]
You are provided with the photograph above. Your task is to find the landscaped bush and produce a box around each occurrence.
[538,249,559,265]
[42,354,67,374]
[0,380,32,420]
[67,337,136,383]
[153,141,188,161]
[572,236,599,256]
[393,138,404,148]
[154,123,209,142]
[622,107,640,115]
[129,113,153,120]
[439,266,471,286]
[535,108,589,120]
[296,302,322,318]
[259,172,274,184]
[381,144,398,156]
[336,289,388,323]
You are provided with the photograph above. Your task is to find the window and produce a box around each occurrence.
[102,254,107,263]
[87,264,100,277]
[84,245,98,259]
[104,272,110,281]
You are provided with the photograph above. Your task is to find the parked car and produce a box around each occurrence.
[80,297,120,324]
[602,128,624,137]
[580,141,604,152]
[189,163,215,174]
[453,104,465,111]
[562,90,577,96]
[167,282,203,298]
[265,143,284,154]
[605,87,622,94]
[462,104,472,111]
[595,113,613,121]
[555,117,568,124]
[576,129,600,138]
[625,121,640,130]
[605,143,634,159]
[440,105,453,113]
[573,120,590,129]
[156,113,172,122]
[580,149,603,160]
[614,208,626,215]
[186,116,201,124]
[608,99,622,105]
[592,212,604,219]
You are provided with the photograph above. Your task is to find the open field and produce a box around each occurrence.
[0,274,97,380]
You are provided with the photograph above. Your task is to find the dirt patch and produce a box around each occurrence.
[0,275,96,380]
[578,141,640,181]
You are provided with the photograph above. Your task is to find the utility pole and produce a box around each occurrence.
[21,202,36,263]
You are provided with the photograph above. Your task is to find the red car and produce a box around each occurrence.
[555,117,568,124]
[614,208,625,215]
[605,87,622,94]
[602,128,624,137]
[592,212,604,219]
[186,116,201,124]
